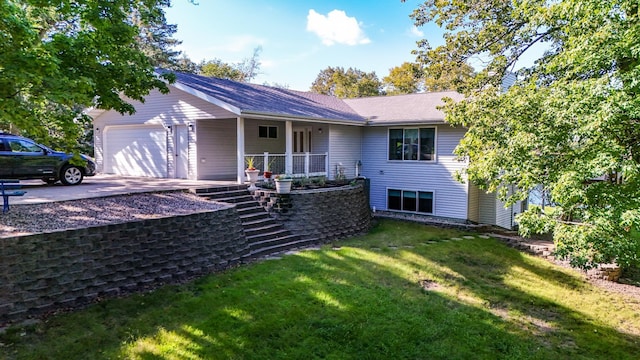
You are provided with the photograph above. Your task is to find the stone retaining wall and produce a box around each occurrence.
[254,182,371,242]
[0,205,246,325]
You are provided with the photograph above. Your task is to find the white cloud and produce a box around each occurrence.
[306,9,371,46]
[410,26,424,37]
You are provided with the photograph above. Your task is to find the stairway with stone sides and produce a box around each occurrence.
[194,185,318,259]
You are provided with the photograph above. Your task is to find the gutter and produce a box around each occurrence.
[366,119,447,127]
[239,110,367,126]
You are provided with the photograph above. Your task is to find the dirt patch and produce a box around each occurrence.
[419,279,444,292]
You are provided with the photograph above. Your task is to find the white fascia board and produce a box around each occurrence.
[240,110,366,126]
[366,119,446,126]
[171,82,242,115]
[85,107,106,119]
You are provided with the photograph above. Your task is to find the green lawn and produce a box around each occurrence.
[2,219,640,359]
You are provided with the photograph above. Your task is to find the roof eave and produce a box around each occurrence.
[240,110,366,126]
[367,119,447,126]
[171,82,242,115]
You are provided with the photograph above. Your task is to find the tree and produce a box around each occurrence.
[409,0,640,269]
[415,44,475,92]
[383,62,423,95]
[199,59,246,80]
[131,4,182,70]
[0,0,177,151]
[311,67,382,98]
[236,46,262,82]
[199,46,262,82]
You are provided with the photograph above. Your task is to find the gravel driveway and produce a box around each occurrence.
[0,191,224,237]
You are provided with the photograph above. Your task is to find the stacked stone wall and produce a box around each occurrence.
[0,205,246,325]
[254,182,371,242]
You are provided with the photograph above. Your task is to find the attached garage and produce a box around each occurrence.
[103,125,168,178]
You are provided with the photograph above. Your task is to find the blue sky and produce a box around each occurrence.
[165,0,440,91]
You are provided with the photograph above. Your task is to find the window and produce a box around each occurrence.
[388,128,435,161]
[388,189,434,214]
[258,125,278,139]
[8,139,43,153]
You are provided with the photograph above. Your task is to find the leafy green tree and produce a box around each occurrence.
[0,0,177,151]
[199,46,262,82]
[416,44,475,92]
[383,62,424,95]
[311,67,382,98]
[200,59,246,80]
[172,54,199,74]
[409,0,640,269]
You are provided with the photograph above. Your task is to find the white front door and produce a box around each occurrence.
[175,125,189,179]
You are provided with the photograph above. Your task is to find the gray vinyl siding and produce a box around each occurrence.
[244,119,285,154]
[494,186,523,229]
[93,87,237,178]
[478,190,496,225]
[93,88,236,128]
[313,125,329,154]
[328,124,362,179]
[362,125,469,220]
[195,119,237,180]
[495,197,513,229]
[467,183,479,223]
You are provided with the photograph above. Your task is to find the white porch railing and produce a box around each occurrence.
[245,152,328,177]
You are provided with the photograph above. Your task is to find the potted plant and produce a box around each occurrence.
[245,156,260,191]
[263,158,275,179]
[274,174,292,194]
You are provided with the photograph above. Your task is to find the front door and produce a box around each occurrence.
[293,127,311,153]
[175,125,188,179]
[293,127,311,174]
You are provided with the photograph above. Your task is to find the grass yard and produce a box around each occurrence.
[2,219,640,359]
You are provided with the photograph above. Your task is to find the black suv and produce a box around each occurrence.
[0,132,96,185]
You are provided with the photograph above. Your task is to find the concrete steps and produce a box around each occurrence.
[196,186,316,260]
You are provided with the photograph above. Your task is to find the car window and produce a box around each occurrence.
[8,139,44,153]
[0,140,8,152]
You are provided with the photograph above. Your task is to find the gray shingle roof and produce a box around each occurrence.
[343,91,464,125]
[171,71,365,122]
[164,71,464,125]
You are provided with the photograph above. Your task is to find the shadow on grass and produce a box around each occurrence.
[3,220,640,359]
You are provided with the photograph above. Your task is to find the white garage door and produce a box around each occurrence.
[104,125,168,177]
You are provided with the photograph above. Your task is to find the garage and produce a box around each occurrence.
[103,125,168,178]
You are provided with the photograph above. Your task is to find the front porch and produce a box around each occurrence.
[193,117,361,183]
[244,152,329,179]
[234,118,330,183]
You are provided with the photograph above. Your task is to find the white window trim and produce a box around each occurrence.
[385,187,436,215]
[386,126,438,163]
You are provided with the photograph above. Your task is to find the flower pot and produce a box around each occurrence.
[264,171,272,179]
[245,169,260,191]
[275,179,292,194]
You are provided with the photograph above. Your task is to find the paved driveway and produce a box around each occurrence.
[12,174,236,204]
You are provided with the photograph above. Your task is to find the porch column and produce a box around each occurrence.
[285,120,293,174]
[237,117,245,184]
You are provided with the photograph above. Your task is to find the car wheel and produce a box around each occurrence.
[42,178,57,185]
[60,165,84,185]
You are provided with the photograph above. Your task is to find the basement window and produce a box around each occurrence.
[388,189,434,214]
